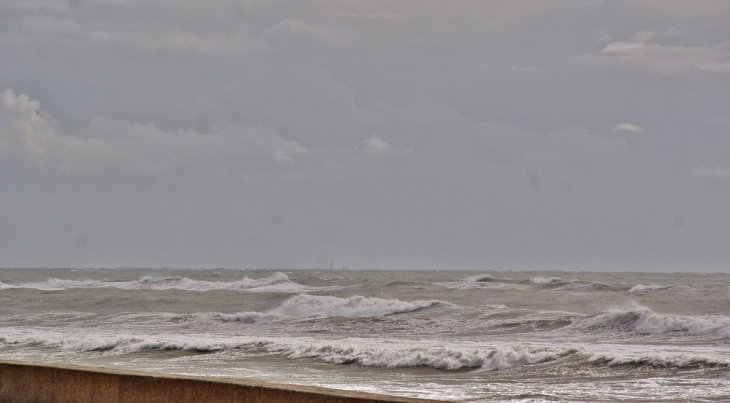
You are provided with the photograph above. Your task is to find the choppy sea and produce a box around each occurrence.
[0,268,728,402]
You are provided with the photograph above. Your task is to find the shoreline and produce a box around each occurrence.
[0,360,446,403]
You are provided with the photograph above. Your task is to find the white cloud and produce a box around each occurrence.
[611,123,644,133]
[0,89,305,173]
[363,135,390,155]
[581,31,730,75]
[0,89,63,164]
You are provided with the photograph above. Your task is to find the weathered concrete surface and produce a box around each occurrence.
[0,360,446,403]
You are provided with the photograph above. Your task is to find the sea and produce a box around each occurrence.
[0,268,728,402]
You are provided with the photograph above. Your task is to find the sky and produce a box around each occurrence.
[1,0,729,271]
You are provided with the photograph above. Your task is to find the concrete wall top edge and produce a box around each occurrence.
[0,359,447,403]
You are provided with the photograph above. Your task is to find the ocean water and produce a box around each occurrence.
[1,268,728,402]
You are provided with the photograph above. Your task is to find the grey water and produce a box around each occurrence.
[1,268,728,402]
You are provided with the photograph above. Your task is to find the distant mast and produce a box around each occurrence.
[330,260,333,270]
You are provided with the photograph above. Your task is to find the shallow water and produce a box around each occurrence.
[1,268,728,402]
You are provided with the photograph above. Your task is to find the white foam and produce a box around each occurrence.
[4,326,728,373]
[553,281,614,291]
[436,275,614,292]
[528,276,616,291]
[592,303,730,338]
[628,283,671,293]
[0,281,18,290]
[220,294,441,323]
[0,328,574,371]
[435,277,527,291]
[8,272,316,293]
[23,278,108,291]
[272,341,573,371]
[529,276,563,285]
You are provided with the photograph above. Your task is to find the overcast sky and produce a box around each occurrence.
[1,0,729,271]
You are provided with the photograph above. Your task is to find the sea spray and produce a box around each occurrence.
[220,294,442,322]
[628,283,671,292]
[7,272,319,293]
[586,303,730,338]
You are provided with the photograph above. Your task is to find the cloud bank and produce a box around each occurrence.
[0,0,728,271]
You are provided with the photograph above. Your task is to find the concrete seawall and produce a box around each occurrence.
[0,360,446,403]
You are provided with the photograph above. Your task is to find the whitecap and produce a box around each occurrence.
[435,276,527,290]
[0,281,18,290]
[529,276,564,285]
[7,272,316,293]
[274,342,575,371]
[220,294,441,323]
[587,303,730,338]
[628,283,671,293]
[0,328,576,371]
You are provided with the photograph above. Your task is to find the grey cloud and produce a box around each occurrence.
[693,167,730,179]
[12,14,243,53]
[263,19,332,47]
[0,0,729,270]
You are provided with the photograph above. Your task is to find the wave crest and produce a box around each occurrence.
[3,272,312,293]
[435,275,527,290]
[274,343,575,370]
[3,329,726,372]
[628,283,671,293]
[437,274,617,292]
[220,294,441,323]
[591,354,728,369]
[0,281,18,290]
[589,303,730,338]
[529,276,616,291]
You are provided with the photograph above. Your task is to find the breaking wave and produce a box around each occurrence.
[586,303,730,338]
[628,283,671,293]
[529,276,617,291]
[0,328,730,371]
[528,276,563,285]
[590,354,729,369]
[4,328,725,372]
[0,329,574,371]
[1,272,314,293]
[271,342,575,370]
[473,275,523,284]
[435,275,528,290]
[0,281,18,290]
[219,294,442,323]
[436,274,618,292]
